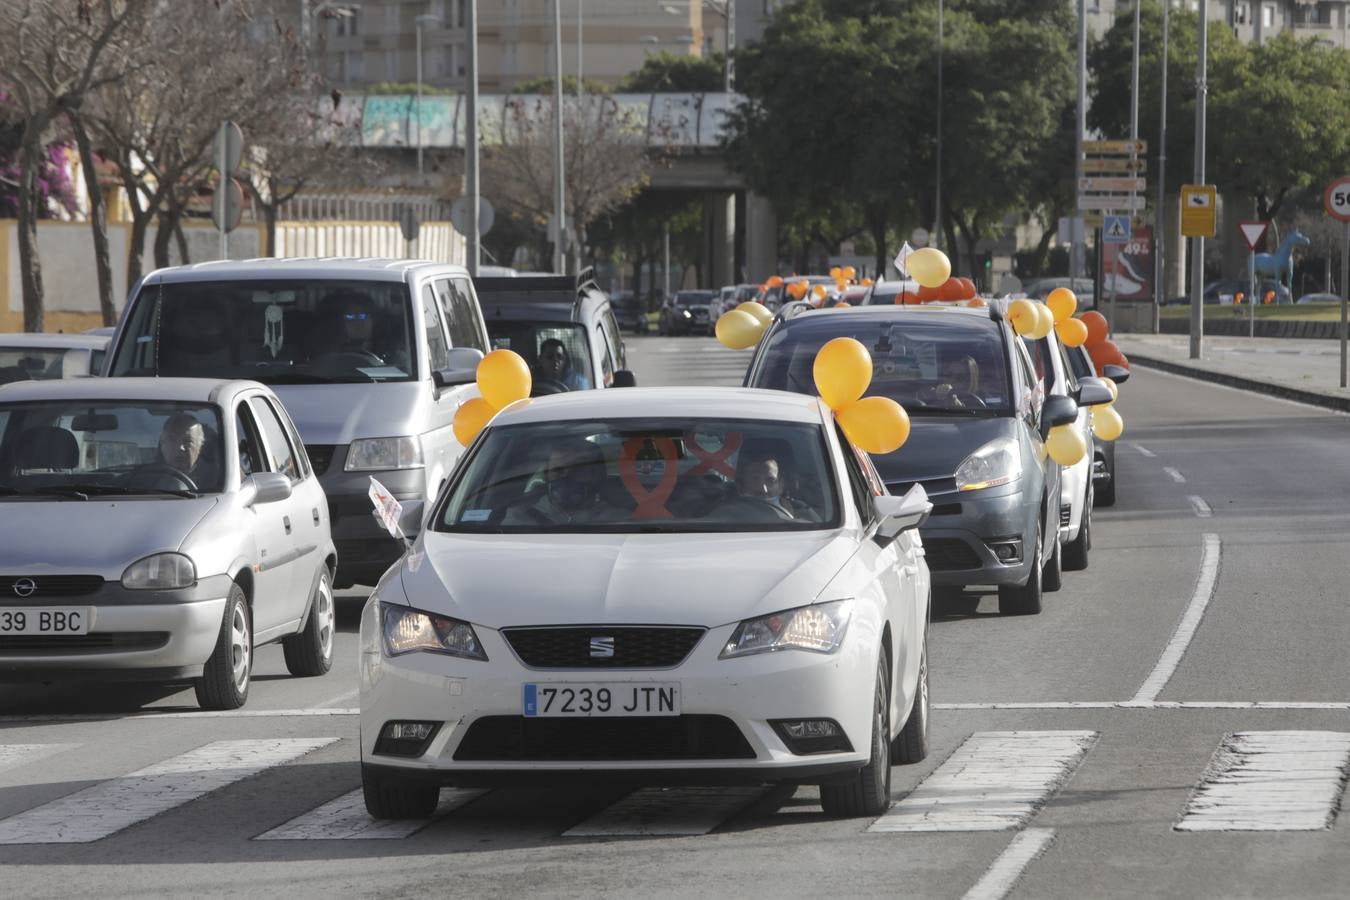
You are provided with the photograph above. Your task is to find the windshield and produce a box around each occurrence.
[486,321,595,392]
[0,400,224,496]
[437,418,839,533]
[0,348,71,383]
[751,317,1013,415]
[109,279,416,384]
[676,292,716,306]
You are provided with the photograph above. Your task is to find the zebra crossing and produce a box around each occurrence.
[0,730,1348,845]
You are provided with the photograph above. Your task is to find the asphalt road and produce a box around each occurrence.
[3,334,1350,899]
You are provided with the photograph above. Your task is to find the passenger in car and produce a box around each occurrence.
[504,440,610,526]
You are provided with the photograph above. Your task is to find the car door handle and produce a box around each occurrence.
[283,515,292,535]
[312,508,320,526]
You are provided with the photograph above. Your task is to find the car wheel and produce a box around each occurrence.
[283,568,335,677]
[820,652,891,818]
[1095,468,1117,507]
[1043,525,1063,593]
[891,629,929,764]
[1063,482,1091,571]
[362,766,440,819]
[998,528,1043,616]
[195,583,252,710]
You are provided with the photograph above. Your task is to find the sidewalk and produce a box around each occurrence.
[1114,334,1350,413]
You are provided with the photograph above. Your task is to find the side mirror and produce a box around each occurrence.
[433,346,485,389]
[1102,364,1130,385]
[1076,378,1114,408]
[1042,395,1080,432]
[872,484,932,545]
[242,472,292,506]
[612,370,637,388]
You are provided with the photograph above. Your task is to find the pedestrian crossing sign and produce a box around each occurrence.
[1103,215,1130,244]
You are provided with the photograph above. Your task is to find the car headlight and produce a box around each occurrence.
[680,309,691,318]
[346,436,424,471]
[955,437,1023,492]
[720,599,852,659]
[122,553,196,590]
[380,603,486,660]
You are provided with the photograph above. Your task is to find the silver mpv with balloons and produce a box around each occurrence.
[0,377,336,708]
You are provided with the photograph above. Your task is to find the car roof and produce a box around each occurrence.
[0,333,109,350]
[491,387,830,426]
[141,257,468,285]
[0,376,263,406]
[779,305,998,328]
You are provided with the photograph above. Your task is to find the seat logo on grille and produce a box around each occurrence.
[589,636,615,658]
[12,578,36,598]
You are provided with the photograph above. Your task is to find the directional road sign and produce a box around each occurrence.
[1238,221,1268,252]
[1180,184,1217,238]
[1103,215,1131,245]
[1083,139,1147,155]
[1083,158,1146,174]
[1080,177,1146,193]
[1078,195,1146,211]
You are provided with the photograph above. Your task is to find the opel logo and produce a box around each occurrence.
[12,578,37,599]
[589,636,615,659]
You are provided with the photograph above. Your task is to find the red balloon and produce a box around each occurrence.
[917,284,942,303]
[1080,310,1109,346]
[939,277,965,301]
[957,277,977,299]
[1088,339,1125,375]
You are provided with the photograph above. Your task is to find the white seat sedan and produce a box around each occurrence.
[360,387,933,819]
[0,377,337,708]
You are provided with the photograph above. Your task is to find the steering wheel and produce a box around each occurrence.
[721,495,794,522]
[952,391,988,409]
[531,378,570,397]
[126,463,199,493]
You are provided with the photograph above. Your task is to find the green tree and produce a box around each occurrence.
[511,75,611,95]
[618,52,725,92]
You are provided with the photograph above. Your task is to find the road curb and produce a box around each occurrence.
[1124,352,1350,413]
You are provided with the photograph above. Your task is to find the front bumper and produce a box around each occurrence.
[322,465,424,586]
[0,574,233,677]
[358,602,875,783]
[914,486,1038,587]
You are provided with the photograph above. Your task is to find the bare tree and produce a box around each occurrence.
[0,0,147,330]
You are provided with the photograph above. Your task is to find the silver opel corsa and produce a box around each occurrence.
[0,377,337,709]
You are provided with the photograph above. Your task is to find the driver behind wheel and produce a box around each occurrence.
[920,354,980,408]
[725,439,818,522]
[535,338,590,391]
[154,413,219,488]
[331,292,384,362]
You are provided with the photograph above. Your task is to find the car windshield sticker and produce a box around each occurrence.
[461,508,491,522]
[263,304,284,358]
[356,366,408,378]
[619,436,679,519]
[684,430,742,478]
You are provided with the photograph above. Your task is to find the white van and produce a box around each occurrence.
[105,258,490,587]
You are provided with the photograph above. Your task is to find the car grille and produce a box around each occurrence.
[502,627,705,669]
[453,715,755,761]
[0,632,168,654]
[305,444,339,475]
[922,539,983,571]
[887,477,959,497]
[1060,504,1072,528]
[0,575,103,598]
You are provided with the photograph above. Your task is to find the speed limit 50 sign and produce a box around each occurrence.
[1326,176,1350,223]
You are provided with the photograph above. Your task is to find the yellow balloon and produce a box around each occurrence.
[452,397,495,446]
[1101,376,1119,403]
[837,396,911,455]
[842,266,857,281]
[812,284,828,298]
[1092,404,1124,441]
[813,337,873,410]
[736,300,772,327]
[477,349,532,411]
[1046,287,1078,322]
[907,247,952,289]
[1030,303,1055,339]
[1046,423,1087,466]
[1008,298,1037,335]
[1055,317,1089,348]
[829,266,842,280]
[715,309,764,350]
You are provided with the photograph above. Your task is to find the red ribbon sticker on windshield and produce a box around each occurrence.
[619,437,679,519]
[684,430,742,478]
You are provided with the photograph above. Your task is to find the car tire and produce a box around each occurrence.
[195,584,252,710]
[283,568,335,677]
[998,529,1043,616]
[1095,470,1116,507]
[362,766,440,819]
[1063,482,1091,571]
[1043,526,1063,593]
[891,635,929,765]
[820,652,891,818]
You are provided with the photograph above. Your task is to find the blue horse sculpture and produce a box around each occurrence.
[1254,230,1310,289]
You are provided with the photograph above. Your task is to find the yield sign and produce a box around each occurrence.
[1238,221,1268,251]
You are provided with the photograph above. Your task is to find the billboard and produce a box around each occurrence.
[1101,226,1154,302]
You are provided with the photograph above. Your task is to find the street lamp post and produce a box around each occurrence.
[552,0,566,273]
[466,0,480,276]
[415,13,441,178]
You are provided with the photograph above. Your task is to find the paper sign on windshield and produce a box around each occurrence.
[368,477,404,539]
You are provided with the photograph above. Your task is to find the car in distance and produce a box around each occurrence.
[659,290,719,336]
[0,333,110,383]
[0,377,337,708]
[360,386,933,819]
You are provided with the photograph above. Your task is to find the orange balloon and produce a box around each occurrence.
[1079,311,1109,346]
[477,349,532,410]
[939,277,965,301]
[787,281,808,300]
[917,284,941,303]
[1046,287,1078,322]
[861,277,874,287]
[766,275,784,288]
[837,396,911,455]
[1055,317,1089,348]
[956,277,977,299]
[1234,292,1245,305]
[1264,290,1275,305]
[1088,339,1125,375]
[968,296,987,308]
[452,397,495,447]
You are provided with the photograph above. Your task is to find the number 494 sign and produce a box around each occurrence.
[1326,176,1350,223]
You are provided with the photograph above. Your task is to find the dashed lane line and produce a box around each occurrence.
[962,828,1057,900]
[1188,495,1212,518]
[255,787,487,840]
[1164,467,1186,483]
[1130,442,1157,458]
[867,731,1097,833]
[1176,731,1350,832]
[1133,533,1222,703]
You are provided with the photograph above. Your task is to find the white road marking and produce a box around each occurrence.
[256,787,487,840]
[310,689,359,710]
[0,745,75,774]
[868,731,1096,832]
[1188,495,1212,518]
[564,786,769,837]
[1133,533,1221,703]
[0,737,338,844]
[0,708,360,725]
[937,701,1350,711]
[1176,732,1350,832]
[962,828,1056,900]
[1130,442,1157,457]
[1164,467,1186,483]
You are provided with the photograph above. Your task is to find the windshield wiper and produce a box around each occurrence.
[257,373,343,385]
[40,483,198,499]
[907,407,1001,417]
